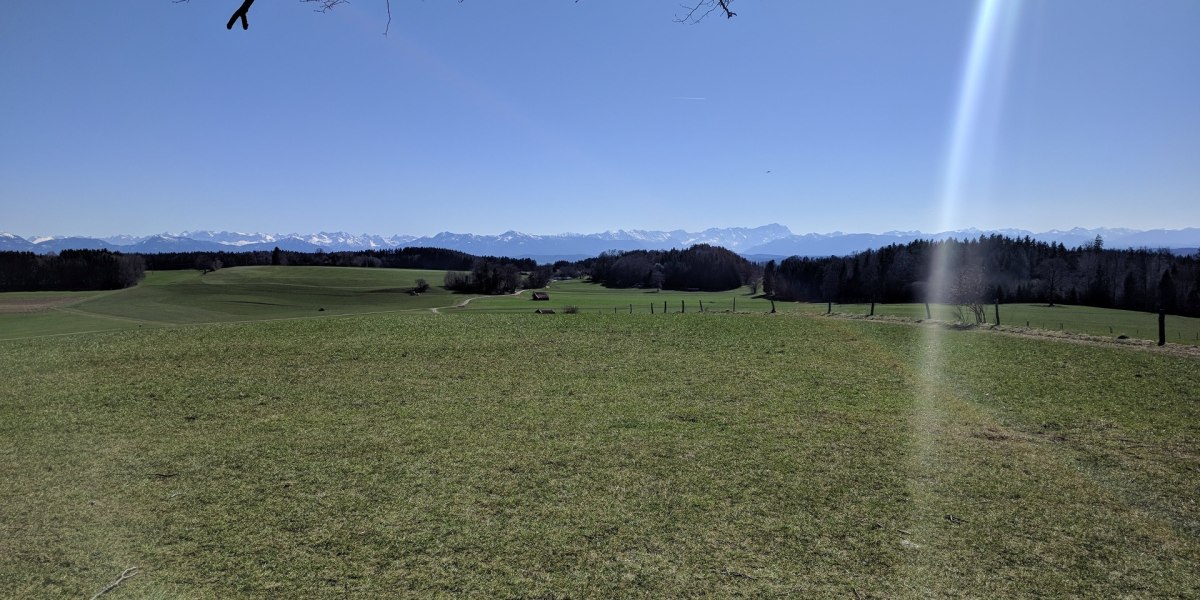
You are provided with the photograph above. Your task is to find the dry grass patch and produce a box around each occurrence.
[0,295,83,313]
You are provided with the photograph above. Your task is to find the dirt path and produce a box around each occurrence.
[53,306,176,327]
[430,289,528,314]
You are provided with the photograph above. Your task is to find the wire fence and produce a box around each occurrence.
[527,298,1200,346]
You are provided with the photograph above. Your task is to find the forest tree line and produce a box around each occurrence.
[582,244,759,292]
[154,246,545,295]
[763,235,1200,316]
[141,246,536,273]
[443,261,555,295]
[4,236,1197,316]
[0,247,540,294]
[0,250,146,292]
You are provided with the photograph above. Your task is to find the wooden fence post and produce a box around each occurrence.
[651,303,655,314]
[681,300,685,314]
[770,299,776,314]
[827,301,832,314]
[733,297,737,312]
[994,299,1000,326]
[869,302,875,317]
[664,300,667,314]
[1159,309,1166,346]
[925,303,931,319]
[629,304,632,314]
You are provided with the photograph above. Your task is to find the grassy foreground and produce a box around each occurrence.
[2,312,1197,597]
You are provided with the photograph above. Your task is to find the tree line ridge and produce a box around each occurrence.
[1,235,1197,316]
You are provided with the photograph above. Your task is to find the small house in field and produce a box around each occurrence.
[534,308,556,314]
[532,292,550,301]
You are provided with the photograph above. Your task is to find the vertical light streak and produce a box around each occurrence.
[905,6,1023,585]
[929,0,1022,323]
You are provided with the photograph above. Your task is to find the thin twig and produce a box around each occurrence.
[718,568,758,580]
[301,0,351,14]
[675,0,736,24]
[89,567,139,600]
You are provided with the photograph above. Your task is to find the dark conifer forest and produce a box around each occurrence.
[0,250,145,292]
[763,236,1199,316]
[583,245,758,292]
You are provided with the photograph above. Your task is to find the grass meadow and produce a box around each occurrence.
[1,267,1199,597]
[0,268,451,340]
[823,301,1200,345]
[2,266,1196,346]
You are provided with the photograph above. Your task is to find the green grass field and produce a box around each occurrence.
[3,266,1197,346]
[1,266,1199,597]
[2,310,1197,597]
[455,278,780,314]
[824,301,1200,345]
[0,267,453,340]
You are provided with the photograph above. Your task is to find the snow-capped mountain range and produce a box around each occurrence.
[2,225,1197,261]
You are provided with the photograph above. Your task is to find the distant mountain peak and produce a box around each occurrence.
[12,226,1199,261]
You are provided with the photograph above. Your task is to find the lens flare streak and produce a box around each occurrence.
[909,1,1023,584]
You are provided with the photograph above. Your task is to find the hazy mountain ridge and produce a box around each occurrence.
[3,225,1197,261]
[0,232,37,252]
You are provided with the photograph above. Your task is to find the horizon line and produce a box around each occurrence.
[7,224,1198,243]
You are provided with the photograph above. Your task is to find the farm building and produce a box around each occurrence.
[531,292,550,301]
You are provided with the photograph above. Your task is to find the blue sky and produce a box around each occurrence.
[1,0,1197,238]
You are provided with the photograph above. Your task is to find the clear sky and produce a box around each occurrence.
[1,1,1197,238]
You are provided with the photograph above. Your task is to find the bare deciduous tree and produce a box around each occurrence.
[1036,257,1068,306]
[950,264,988,324]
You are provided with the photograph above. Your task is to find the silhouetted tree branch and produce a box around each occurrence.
[675,0,737,24]
[302,0,350,11]
[226,0,253,30]
[181,0,735,33]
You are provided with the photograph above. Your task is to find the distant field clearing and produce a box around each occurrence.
[0,295,82,313]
